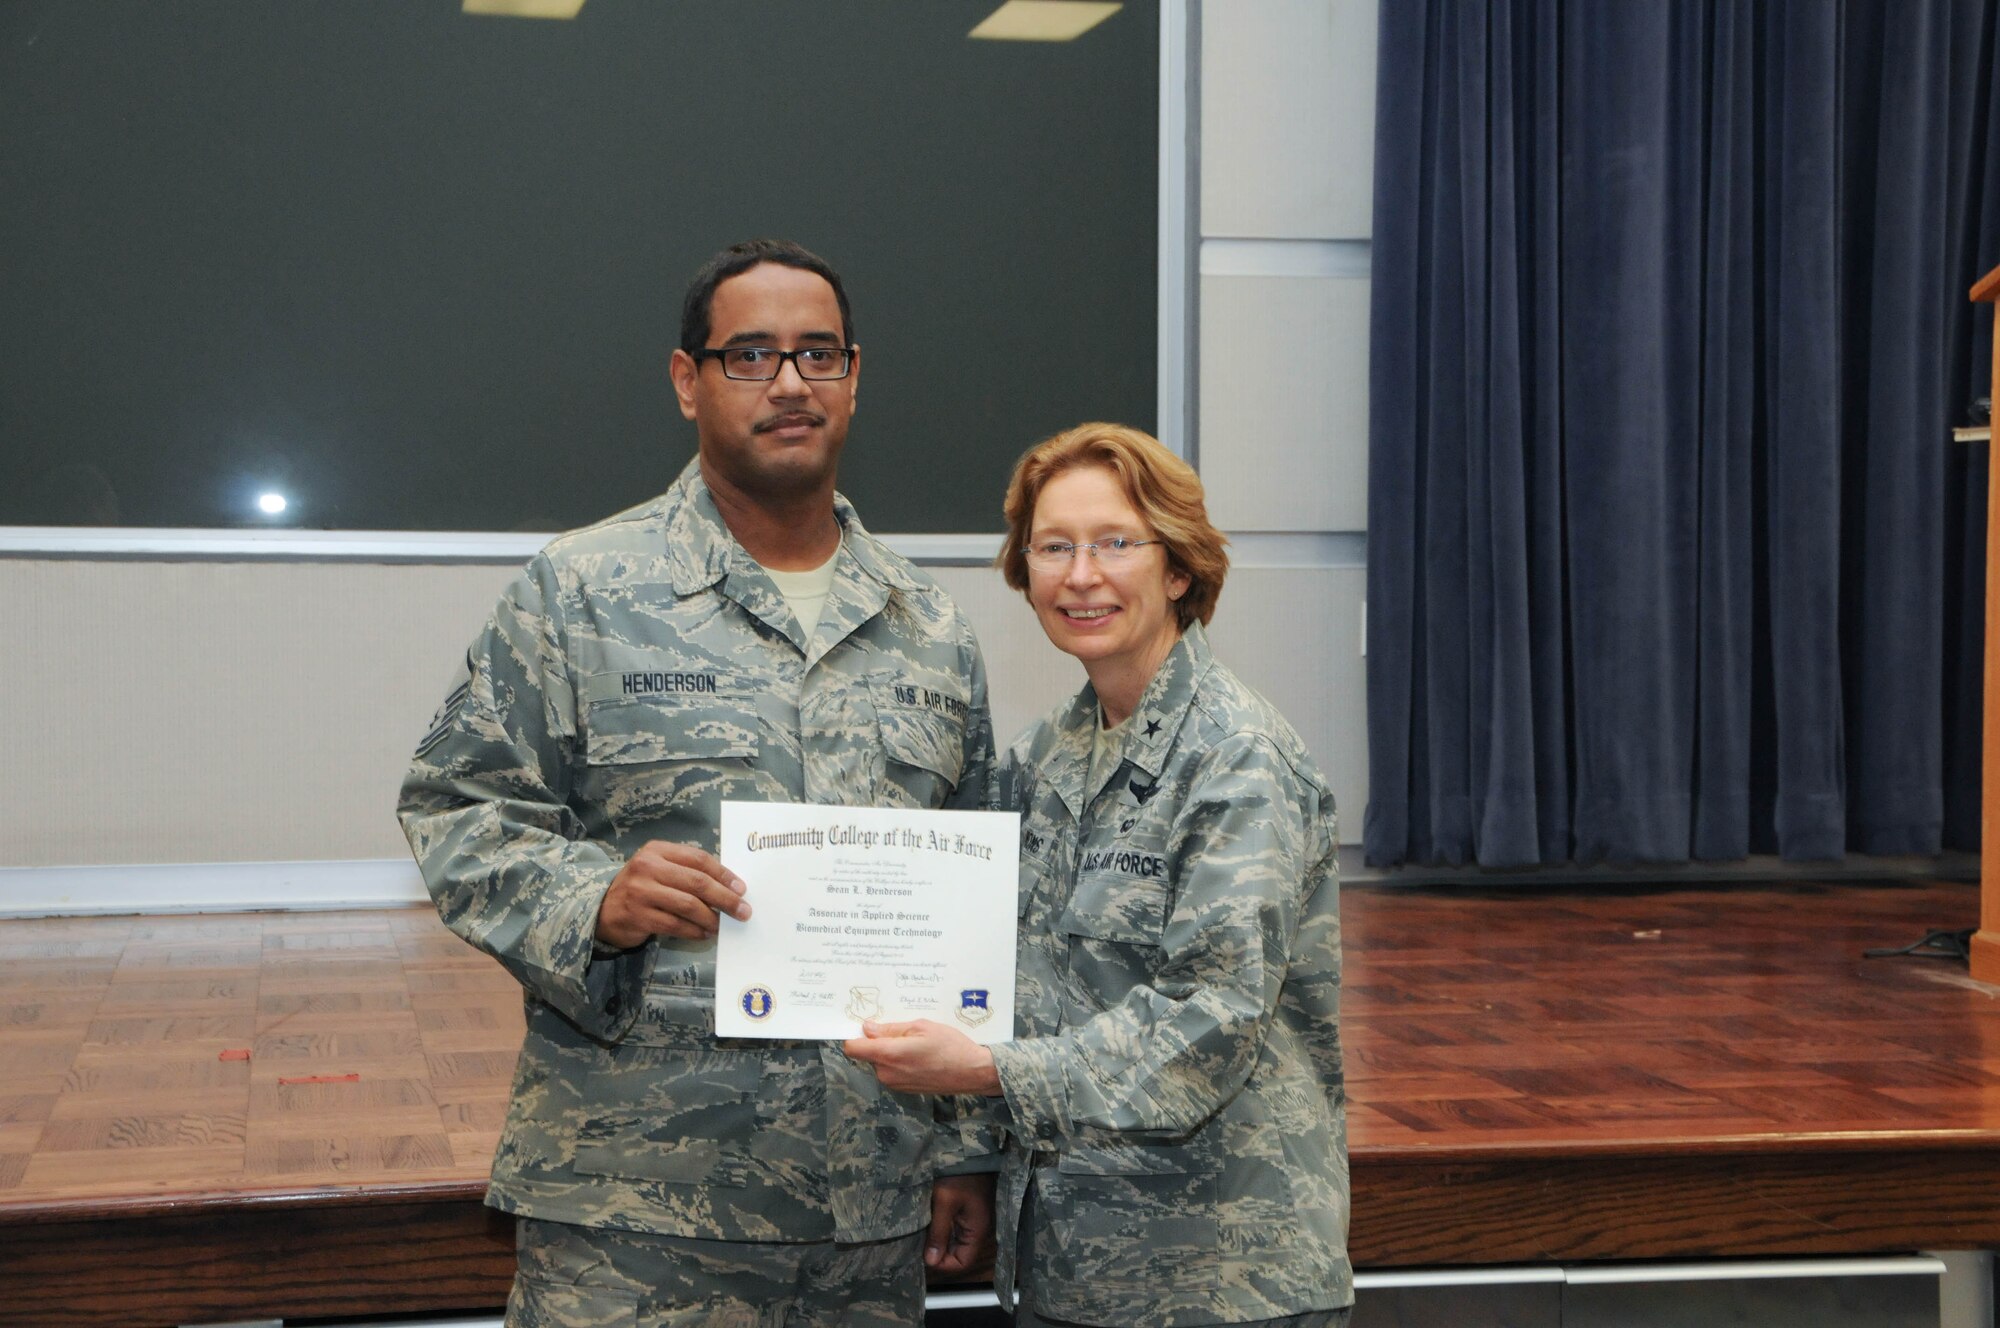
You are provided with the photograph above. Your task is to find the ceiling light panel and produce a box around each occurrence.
[463,0,587,19]
[969,1,1122,42]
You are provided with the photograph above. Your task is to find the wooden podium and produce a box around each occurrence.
[1976,262,2000,984]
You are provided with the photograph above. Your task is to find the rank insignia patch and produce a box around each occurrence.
[415,678,471,758]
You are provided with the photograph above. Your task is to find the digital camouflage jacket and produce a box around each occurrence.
[399,461,996,1244]
[988,622,1350,1325]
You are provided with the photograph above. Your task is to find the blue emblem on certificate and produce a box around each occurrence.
[955,988,992,1027]
[740,986,774,1020]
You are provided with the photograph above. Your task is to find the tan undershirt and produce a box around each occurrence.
[763,546,841,641]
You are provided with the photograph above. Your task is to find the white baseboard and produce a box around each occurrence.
[0,858,429,918]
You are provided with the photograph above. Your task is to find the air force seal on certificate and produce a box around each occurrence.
[740,986,775,1021]
[956,988,992,1026]
[845,986,881,1021]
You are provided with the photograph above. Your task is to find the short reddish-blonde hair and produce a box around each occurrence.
[996,422,1229,629]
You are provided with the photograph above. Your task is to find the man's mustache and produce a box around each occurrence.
[753,410,827,434]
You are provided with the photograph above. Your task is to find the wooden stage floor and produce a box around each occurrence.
[3,879,1999,1326]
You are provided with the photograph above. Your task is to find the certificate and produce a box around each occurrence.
[713,800,1019,1043]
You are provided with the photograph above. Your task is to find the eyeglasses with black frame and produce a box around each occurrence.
[1020,537,1166,570]
[690,346,855,381]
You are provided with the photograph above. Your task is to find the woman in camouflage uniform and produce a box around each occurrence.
[848,423,1351,1327]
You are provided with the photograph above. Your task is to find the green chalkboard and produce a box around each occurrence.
[0,0,1157,534]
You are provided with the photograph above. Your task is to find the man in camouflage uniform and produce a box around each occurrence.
[399,239,997,1327]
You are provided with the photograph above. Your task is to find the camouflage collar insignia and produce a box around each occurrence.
[1122,621,1214,779]
[1044,625,1213,811]
[1119,714,1169,783]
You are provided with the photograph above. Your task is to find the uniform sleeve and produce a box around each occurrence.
[396,554,646,1040]
[944,613,997,815]
[932,615,1006,1175]
[989,733,1330,1144]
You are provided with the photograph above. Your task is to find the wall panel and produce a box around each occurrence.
[0,560,508,867]
[1199,273,1370,532]
[1200,0,1378,239]
[1207,566,1367,845]
[0,560,1076,872]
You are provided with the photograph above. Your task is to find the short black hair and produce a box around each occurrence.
[679,239,854,354]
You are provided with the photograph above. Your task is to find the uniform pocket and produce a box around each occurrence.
[583,694,760,766]
[572,1048,758,1184]
[864,1101,932,1188]
[507,1273,640,1328]
[578,694,762,833]
[509,1217,642,1326]
[1047,1161,1223,1290]
[1057,873,1169,945]
[1056,1137,1219,1176]
[620,984,715,1049]
[870,675,966,803]
[1057,874,1169,1011]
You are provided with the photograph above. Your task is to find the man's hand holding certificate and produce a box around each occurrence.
[714,801,1018,1043]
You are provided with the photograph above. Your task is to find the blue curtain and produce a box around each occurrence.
[1365,1,2000,868]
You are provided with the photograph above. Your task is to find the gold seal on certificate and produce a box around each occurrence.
[714,801,1019,1043]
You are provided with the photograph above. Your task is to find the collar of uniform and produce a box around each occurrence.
[1039,685,1101,821]
[658,460,926,599]
[1121,621,1212,782]
[1041,623,1212,817]
[832,503,928,595]
[657,461,739,595]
